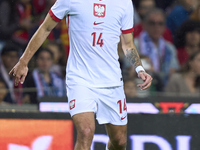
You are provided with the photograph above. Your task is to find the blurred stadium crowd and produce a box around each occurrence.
[0,0,200,105]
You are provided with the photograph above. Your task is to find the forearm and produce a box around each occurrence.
[20,25,51,65]
[124,45,142,69]
[121,33,143,69]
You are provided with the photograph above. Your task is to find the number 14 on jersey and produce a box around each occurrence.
[91,32,103,47]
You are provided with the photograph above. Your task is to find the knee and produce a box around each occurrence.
[77,126,95,140]
[110,134,127,148]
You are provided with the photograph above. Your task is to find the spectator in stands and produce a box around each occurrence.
[167,0,198,37]
[136,0,155,21]
[46,41,67,77]
[175,20,200,66]
[190,2,200,21]
[134,8,179,84]
[0,0,33,49]
[165,50,200,96]
[32,0,46,16]
[24,48,66,104]
[124,79,137,98]
[0,0,19,51]
[134,0,173,43]
[0,79,10,105]
[30,0,60,41]
[12,0,34,48]
[0,42,23,104]
[155,0,175,11]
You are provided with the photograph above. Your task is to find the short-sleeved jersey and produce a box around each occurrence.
[49,0,134,87]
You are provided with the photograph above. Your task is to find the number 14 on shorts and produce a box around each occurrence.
[117,99,127,114]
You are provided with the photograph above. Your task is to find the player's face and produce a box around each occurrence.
[36,51,53,73]
[185,31,200,47]
[144,13,165,41]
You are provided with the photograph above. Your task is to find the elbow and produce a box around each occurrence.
[39,21,53,33]
[46,26,53,32]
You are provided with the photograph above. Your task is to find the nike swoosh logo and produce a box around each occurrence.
[121,116,127,120]
[94,22,104,25]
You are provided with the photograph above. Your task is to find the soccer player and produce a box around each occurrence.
[9,0,152,149]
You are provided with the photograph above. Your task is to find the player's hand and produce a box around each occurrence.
[9,59,28,86]
[137,71,153,90]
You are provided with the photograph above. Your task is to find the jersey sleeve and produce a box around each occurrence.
[121,0,134,34]
[48,0,70,22]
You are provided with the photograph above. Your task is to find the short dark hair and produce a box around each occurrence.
[181,50,200,88]
[1,42,21,57]
[175,20,200,48]
[35,48,54,59]
[181,50,200,73]
[143,8,166,23]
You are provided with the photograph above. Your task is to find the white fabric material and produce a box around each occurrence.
[67,85,127,125]
[135,66,145,74]
[106,145,109,150]
[51,0,70,20]
[51,0,134,87]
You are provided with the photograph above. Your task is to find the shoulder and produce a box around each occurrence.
[165,41,177,52]
[122,0,133,4]
[118,0,133,9]
[165,73,183,92]
[177,47,185,51]
[51,71,64,80]
[165,41,175,47]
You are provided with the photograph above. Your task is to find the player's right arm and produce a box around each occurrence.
[9,14,58,85]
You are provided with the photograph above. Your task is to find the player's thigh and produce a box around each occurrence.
[96,86,127,125]
[105,123,127,143]
[72,112,95,138]
[67,85,97,117]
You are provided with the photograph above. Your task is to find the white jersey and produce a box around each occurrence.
[49,0,134,87]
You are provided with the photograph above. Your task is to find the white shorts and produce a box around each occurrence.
[67,85,127,125]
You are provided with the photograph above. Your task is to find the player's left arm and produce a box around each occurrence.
[121,33,153,90]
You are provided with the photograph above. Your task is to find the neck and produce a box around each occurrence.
[152,39,159,46]
[185,70,197,80]
[43,72,50,76]
[185,45,199,55]
[39,69,49,76]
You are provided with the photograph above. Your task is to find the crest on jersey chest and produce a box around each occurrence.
[93,3,106,18]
